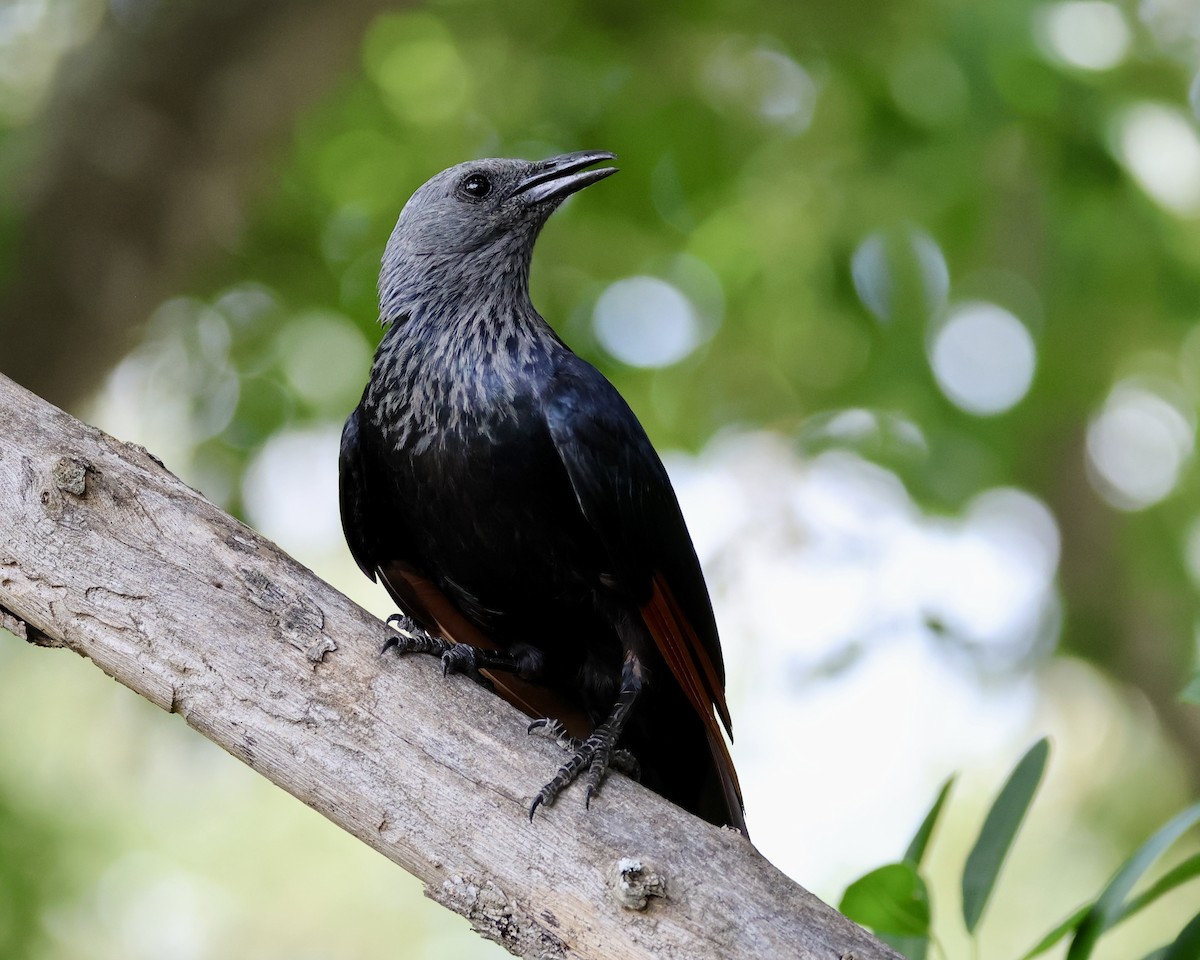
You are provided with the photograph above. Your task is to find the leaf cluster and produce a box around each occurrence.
[840,740,1200,959]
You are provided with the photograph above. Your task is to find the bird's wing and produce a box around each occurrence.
[339,407,385,581]
[543,356,743,820]
[340,406,593,737]
[340,408,450,626]
[340,407,478,643]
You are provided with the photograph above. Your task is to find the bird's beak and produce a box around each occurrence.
[513,150,618,205]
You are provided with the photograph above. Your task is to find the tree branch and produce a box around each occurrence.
[0,372,898,960]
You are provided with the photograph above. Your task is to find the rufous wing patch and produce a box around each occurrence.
[640,573,743,818]
[379,562,593,739]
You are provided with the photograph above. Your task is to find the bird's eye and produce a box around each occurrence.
[459,173,492,200]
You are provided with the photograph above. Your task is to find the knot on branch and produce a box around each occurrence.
[52,456,91,496]
[608,857,667,911]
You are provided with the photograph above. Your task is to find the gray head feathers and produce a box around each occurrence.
[378,151,616,326]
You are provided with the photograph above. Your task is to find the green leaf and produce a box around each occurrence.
[1182,674,1200,706]
[880,932,929,960]
[961,738,1050,933]
[839,862,932,938]
[904,776,956,867]
[1023,836,1200,959]
[871,774,955,959]
[1020,905,1089,960]
[1118,852,1200,922]
[1068,802,1200,960]
[1142,910,1200,960]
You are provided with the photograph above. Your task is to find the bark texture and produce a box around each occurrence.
[0,372,900,960]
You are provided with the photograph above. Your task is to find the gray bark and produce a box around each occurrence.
[0,372,900,960]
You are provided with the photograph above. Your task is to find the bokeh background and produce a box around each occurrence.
[2,0,1200,957]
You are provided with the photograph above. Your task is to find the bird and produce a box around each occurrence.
[338,150,746,833]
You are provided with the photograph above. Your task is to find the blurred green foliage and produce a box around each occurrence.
[0,785,75,959]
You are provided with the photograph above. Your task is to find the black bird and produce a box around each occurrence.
[339,150,745,832]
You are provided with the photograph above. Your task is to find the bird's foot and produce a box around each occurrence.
[381,615,500,688]
[523,715,638,777]
[527,718,640,819]
[381,615,447,656]
[527,719,640,778]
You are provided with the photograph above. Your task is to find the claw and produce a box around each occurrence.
[380,618,450,659]
[385,613,420,638]
[530,730,605,813]
[438,644,495,688]
[528,717,580,752]
[526,683,641,817]
[584,750,610,804]
[526,714,642,815]
[380,619,503,695]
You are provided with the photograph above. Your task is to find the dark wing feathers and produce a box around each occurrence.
[544,357,743,819]
[339,408,382,581]
[340,406,593,738]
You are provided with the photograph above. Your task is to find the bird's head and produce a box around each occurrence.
[378,150,617,325]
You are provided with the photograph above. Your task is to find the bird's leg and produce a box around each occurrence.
[381,614,527,687]
[528,673,641,819]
